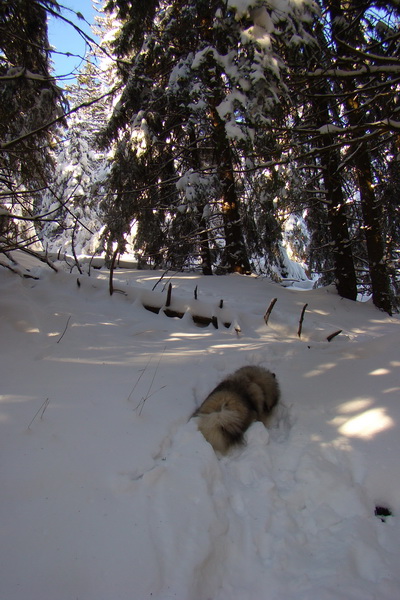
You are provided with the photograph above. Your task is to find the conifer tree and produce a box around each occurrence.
[289,0,399,312]
[0,0,63,147]
[0,0,65,255]
[99,0,317,273]
[39,60,112,259]
[36,1,122,261]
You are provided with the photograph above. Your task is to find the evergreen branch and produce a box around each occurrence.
[45,3,128,69]
[0,86,122,151]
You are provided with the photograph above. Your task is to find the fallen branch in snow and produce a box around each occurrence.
[264,298,278,325]
[27,397,50,430]
[298,303,308,338]
[163,284,185,319]
[192,314,219,328]
[0,258,39,280]
[142,303,161,315]
[163,306,185,319]
[20,247,58,273]
[326,330,342,342]
[143,283,222,328]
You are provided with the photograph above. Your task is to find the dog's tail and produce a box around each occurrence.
[193,394,251,454]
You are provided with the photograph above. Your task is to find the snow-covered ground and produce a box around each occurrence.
[1,255,399,600]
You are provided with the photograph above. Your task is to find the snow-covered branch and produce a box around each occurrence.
[0,86,122,151]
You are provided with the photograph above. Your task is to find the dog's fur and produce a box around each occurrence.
[192,365,280,454]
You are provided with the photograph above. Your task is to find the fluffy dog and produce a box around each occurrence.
[192,365,280,454]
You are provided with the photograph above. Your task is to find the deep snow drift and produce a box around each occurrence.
[1,256,399,600]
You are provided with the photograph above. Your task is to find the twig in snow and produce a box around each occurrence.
[152,269,170,291]
[57,315,71,343]
[134,346,166,415]
[27,398,50,430]
[135,386,167,414]
[127,355,154,402]
[298,303,308,338]
[327,329,342,342]
[264,298,277,325]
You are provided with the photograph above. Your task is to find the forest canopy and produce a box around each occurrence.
[0,0,399,314]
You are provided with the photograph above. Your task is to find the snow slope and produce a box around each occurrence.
[1,257,399,600]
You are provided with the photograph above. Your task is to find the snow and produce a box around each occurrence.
[318,124,346,135]
[1,254,400,600]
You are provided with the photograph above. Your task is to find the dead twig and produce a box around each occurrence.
[127,358,153,402]
[327,329,342,342]
[298,303,308,338]
[57,315,71,344]
[20,247,58,272]
[134,346,167,415]
[27,397,50,430]
[264,298,277,325]
[135,385,167,413]
[152,269,170,291]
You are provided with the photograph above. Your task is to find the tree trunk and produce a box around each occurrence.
[324,154,358,301]
[329,0,393,314]
[210,104,251,274]
[197,3,250,274]
[188,127,213,275]
[314,92,358,301]
[354,147,392,314]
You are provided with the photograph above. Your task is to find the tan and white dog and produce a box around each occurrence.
[192,365,280,454]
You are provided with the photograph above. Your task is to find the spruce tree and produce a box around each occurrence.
[99,0,317,273]
[288,0,399,312]
[0,0,65,255]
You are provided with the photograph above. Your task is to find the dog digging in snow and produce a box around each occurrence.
[192,365,280,454]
